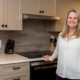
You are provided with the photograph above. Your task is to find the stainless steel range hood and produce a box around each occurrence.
[22,14,61,20]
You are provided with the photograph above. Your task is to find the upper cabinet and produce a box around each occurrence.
[23,0,39,15]
[0,0,4,30]
[22,0,56,16]
[47,0,80,32]
[0,0,22,30]
[41,0,56,16]
[68,0,80,13]
[54,0,68,31]
[47,0,68,32]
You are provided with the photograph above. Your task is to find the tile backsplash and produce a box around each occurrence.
[0,20,53,53]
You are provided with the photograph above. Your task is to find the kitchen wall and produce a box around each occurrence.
[0,20,59,53]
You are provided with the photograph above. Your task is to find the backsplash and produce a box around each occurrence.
[0,20,53,53]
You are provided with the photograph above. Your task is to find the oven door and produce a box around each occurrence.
[30,61,57,80]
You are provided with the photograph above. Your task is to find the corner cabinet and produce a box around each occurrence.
[68,0,80,13]
[47,0,68,32]
[23,0,56,16]
[0,0,22,30]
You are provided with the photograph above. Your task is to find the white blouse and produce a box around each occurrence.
[49,32,80,79]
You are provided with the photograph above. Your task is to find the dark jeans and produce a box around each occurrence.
[56,74,80,80]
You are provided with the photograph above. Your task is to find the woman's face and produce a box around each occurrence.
[67,12,78,28]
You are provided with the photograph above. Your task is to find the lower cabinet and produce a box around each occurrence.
[0,62,30,80]
[0,72,29,80]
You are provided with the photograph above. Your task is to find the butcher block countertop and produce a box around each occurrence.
[0,53,46,65]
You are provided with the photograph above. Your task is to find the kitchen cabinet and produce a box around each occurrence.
[0,62,30,80]
[23,0,39,15]
[47,0,68,32]
[0,0,22,30]
[47,0,80,32]
[23,0,56,16]
[68,0,80,13]
[40,0,56,16]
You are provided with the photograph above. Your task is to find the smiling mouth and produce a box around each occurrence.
[69,23,75,25]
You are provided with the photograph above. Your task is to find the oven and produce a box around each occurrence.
[16,51,57,80]
[30,60,57,80]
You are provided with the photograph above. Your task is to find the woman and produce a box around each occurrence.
[43,9,80,80]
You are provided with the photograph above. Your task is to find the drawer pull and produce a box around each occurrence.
[13,78,20,80]
[13,67,20,70]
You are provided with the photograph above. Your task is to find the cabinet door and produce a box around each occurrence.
[0,0,4,30]
[23,0,40,15]
[5,0,22,30]
[42,0,56,16]
[68,0,80,13]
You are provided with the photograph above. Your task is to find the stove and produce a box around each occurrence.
[16,51,52,58]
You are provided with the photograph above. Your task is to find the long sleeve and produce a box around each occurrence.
[49,33,60,61]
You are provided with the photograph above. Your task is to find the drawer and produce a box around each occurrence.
[0,62,30,75]
[0,72,30,80]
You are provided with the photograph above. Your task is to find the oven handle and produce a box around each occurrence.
[34,65,57,70]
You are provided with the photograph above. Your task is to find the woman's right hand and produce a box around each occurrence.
[43,55,51,61]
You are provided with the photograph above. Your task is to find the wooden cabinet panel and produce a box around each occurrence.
[0,0,22,30]
[7,0,22,30]
[42,0,56,16]
[0,0,4,30]
[23,0,56,16]
[68,0,80,13]
[54,0,80,32]
[0,72,29,80]
[55,0,68,31]
[0,62,30,75]
[47,0,68,32]
[0,62,30,80]
[23,0,40,15]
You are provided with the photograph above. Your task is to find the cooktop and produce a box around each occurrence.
[16,51,52,58]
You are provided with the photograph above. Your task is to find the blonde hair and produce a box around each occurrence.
[61,9,80,38]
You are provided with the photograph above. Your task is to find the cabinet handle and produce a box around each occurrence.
[2,25,4,27]
[5,25,7,27]
[42,11,44,13]
[13,67,20,70]
[13,78,20,80]
[39,11,42,13]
